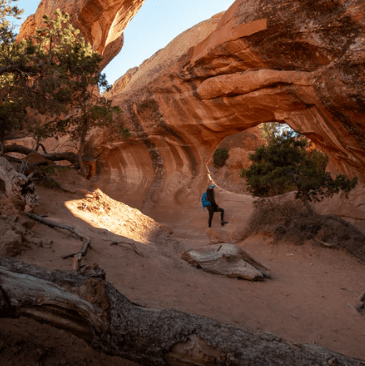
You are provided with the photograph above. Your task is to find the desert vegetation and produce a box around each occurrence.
[0,1,364,365]
[241,125,357,214]
[213,147,229,168]
[0,2,128,177]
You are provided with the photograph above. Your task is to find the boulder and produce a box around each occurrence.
[0,228,23,257]
[181,243,271,281]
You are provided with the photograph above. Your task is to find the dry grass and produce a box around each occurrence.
[246,197,365,263]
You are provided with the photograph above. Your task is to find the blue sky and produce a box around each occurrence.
[15,0,233,85]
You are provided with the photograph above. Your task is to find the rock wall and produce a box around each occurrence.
[89,0,365,225]
[92,13,225,218]
[18,0,146,69]
[18,0,365,228]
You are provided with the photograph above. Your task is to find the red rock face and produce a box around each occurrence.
[92,0,365,218]
[103,67,139,98]
[18,0,365,224]
[18,0,146,69]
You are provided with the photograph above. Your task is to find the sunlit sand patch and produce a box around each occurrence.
[64,188,161,243]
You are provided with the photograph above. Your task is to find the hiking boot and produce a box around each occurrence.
[221,221,228,226]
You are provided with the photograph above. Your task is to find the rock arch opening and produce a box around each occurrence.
[207,122,329,195]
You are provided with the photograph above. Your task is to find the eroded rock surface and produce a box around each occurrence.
[89,0,365,229]
[18,0,146,68]
[17,0,365,229]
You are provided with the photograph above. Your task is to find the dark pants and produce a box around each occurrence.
[207,205,224,228]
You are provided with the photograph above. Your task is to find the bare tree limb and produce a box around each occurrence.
[110,241,144,257]
[4,143,79,164]
[26,213,91,270]
[323,214,365,239]
[26,213,89,242]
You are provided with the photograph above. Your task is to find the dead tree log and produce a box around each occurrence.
[3,144,97,178]
[0,156,39,211]
[3,144,79,165]
[0,257,363,366]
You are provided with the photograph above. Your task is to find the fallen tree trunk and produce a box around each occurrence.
[0,156,39,211]
[0,257,363,366]
[3,144,79,165]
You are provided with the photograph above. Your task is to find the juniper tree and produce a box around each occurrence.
[241,129,358,214]
[31,10,126,174]
[0,3,128,175]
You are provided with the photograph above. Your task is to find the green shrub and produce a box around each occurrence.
[213,148,229,168]
[241,130,357,214]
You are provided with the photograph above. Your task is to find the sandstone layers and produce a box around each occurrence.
[20,0,365,227]
[99,0,365,220]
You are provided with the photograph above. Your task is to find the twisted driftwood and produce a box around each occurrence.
[182,244,271,281]
[0,156,39,211]
[0,257,364,366]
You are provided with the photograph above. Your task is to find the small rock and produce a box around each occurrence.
[43,239,53,246]
[32,238,43,247]
[328,358,338,365]
[160,223,173,234]
[0,230,23,256]
[12,222,26,236]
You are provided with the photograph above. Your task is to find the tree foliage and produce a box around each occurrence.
[0,3,128,175]
[258,122,282,143]
[241,130,358,214]
[213,148,229,168]
[258,122,299,144]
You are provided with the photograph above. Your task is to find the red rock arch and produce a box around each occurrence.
[19,0,365,219]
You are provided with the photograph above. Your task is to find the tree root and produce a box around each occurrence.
[322,214,365,239]
[26,213,91,271]
[110,241,144,257]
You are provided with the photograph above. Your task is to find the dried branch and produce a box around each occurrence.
[110,241,143,257]
[26,213,91,270]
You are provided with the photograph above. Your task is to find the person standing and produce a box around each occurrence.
[205,184,228,228]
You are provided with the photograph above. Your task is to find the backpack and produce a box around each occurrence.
[201,191,211,208]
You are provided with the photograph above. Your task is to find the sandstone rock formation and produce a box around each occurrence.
[18,0,146,69]
[17,0,365,230]
[87,0,365,230]
[103,66,139,98]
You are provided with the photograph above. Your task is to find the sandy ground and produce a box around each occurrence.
[1,172,365,366]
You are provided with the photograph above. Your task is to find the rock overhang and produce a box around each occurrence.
[17,0,365,226]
